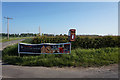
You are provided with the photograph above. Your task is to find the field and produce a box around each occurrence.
[2,35,119,67]
[0,37,33,42]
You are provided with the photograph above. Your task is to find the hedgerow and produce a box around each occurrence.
[32,36,119,49]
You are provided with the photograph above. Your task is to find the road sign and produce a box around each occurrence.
[18,43,71,54]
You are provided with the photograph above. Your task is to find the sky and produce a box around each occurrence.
[2,2,118,35]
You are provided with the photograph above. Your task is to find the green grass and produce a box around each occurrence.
[0,37,33,42]
[2,44,119,67]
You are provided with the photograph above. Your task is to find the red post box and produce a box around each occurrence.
[68,29,76,42]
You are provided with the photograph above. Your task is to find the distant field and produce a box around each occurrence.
[0,37,33,42]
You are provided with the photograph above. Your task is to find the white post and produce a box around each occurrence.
[4,16,13,40]
[7,19,9,40]
[39,26,40,36]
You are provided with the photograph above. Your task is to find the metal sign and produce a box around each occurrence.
[18,43,71,54]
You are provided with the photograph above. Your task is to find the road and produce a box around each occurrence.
[0,39,25,50]
[2,64,118,78]
[0,39,119,78]
[0,39,25,79]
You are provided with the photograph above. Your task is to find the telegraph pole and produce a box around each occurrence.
[4,16,13,40]
[39,26,40,36]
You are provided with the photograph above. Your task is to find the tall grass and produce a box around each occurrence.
[2,44,119,67]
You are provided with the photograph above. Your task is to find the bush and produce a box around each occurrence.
[22,38,33,43]
[2,44,18,56]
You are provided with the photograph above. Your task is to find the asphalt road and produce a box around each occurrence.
[1,39,119,78]
[0,39,25,50]
[2,64,118,78]
[0,39,25,79]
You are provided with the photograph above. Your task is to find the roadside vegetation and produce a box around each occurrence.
[32,35,119,49]
[2,44,118,67]
[2,35,119,67]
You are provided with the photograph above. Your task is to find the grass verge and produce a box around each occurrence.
[2,44,119,67]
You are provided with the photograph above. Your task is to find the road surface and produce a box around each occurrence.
[0,39,25,79]
[2,64,118,78]
[0,39,25,50]
[1,39,119,78]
